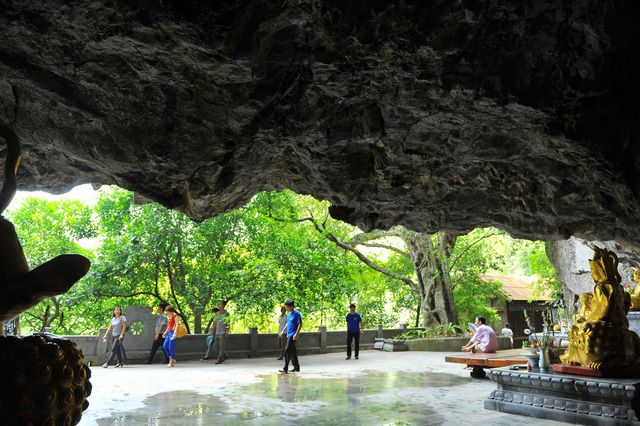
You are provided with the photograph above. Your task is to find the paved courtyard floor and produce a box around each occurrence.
[80,350,565,425]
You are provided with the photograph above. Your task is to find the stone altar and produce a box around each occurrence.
[485,367,640,425]
[630,312,640,338]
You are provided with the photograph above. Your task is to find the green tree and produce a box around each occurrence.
[87,188,364,334]
[6,197,94,332]
[259,192,460,327]
[229,191,364,331]
[499,238,560,299]
[448,228,508,325]
[89,188,247,333]
[302,212,512,328]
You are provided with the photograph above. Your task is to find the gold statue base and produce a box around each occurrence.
[553,362,640,378]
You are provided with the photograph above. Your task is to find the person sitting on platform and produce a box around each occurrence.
[461,316,498,353]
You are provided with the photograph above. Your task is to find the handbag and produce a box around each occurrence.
[175,323,188,338]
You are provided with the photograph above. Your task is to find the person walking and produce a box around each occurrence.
[279,299,302,373]
[501,322,514,349]
[277,306,287,360]
[144,303,169,364]
[213,301,230,364]
[162,305,180,367]
[346,303,363,359]
[102,306,127,368]
[201,307,219,361]
[119,336,128,365]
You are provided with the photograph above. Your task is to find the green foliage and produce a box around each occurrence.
[237,191,381,331]
[77,188,373,334]
[395,323,463,340]
[6,197,95,333]
[502,239,561,299]
[448,228,507,325]
[6,187,563,336]
[348,265,416,328]
[434,322,461,337]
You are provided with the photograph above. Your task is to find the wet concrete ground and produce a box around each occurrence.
[80,350,564,425]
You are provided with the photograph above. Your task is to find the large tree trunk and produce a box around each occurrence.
[193,312,202,334]
[311,215,460,328]
[403,231,458,328]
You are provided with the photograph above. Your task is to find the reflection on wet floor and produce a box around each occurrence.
[97,371,469,425]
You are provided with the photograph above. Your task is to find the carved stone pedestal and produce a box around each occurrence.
[485,367,640,425]
[628,312,640,337]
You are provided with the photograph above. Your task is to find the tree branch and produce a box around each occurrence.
[302,217,420,294]
[345,241,411,259]
[448,230,500,271]
[97,290,162,299]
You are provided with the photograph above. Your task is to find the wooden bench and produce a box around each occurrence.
[445,348,528,378]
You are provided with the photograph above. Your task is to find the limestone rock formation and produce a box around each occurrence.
[1,0,639,243]
[549,237,640,306]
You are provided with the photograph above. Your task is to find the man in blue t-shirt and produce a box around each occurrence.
[279,299,302,373]
[346,303,363,359]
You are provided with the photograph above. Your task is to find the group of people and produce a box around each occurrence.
[102,301,230,368]
[101,300,364,372]
[276,300,363,373]
[102,304,176,368]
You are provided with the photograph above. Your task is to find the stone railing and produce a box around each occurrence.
[54,307,414,364]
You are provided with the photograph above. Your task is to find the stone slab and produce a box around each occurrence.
[485,367,640,425]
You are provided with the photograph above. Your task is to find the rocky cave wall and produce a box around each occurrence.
[1,0,639,246]
[549,237,640,307]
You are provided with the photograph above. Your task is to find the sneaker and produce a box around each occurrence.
[355,356,359,359]
[346,356,351,359]
[143,360,151,365]
[200,358,209,362]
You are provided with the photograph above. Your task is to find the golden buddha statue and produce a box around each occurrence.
[576,293,593,320]
[630,269,640,310]
[560,246,640,369]
[0,132,90,325]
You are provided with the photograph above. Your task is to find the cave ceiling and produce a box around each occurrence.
[1,0,639,243]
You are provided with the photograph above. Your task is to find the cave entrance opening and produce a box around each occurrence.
[6,184,560,350]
